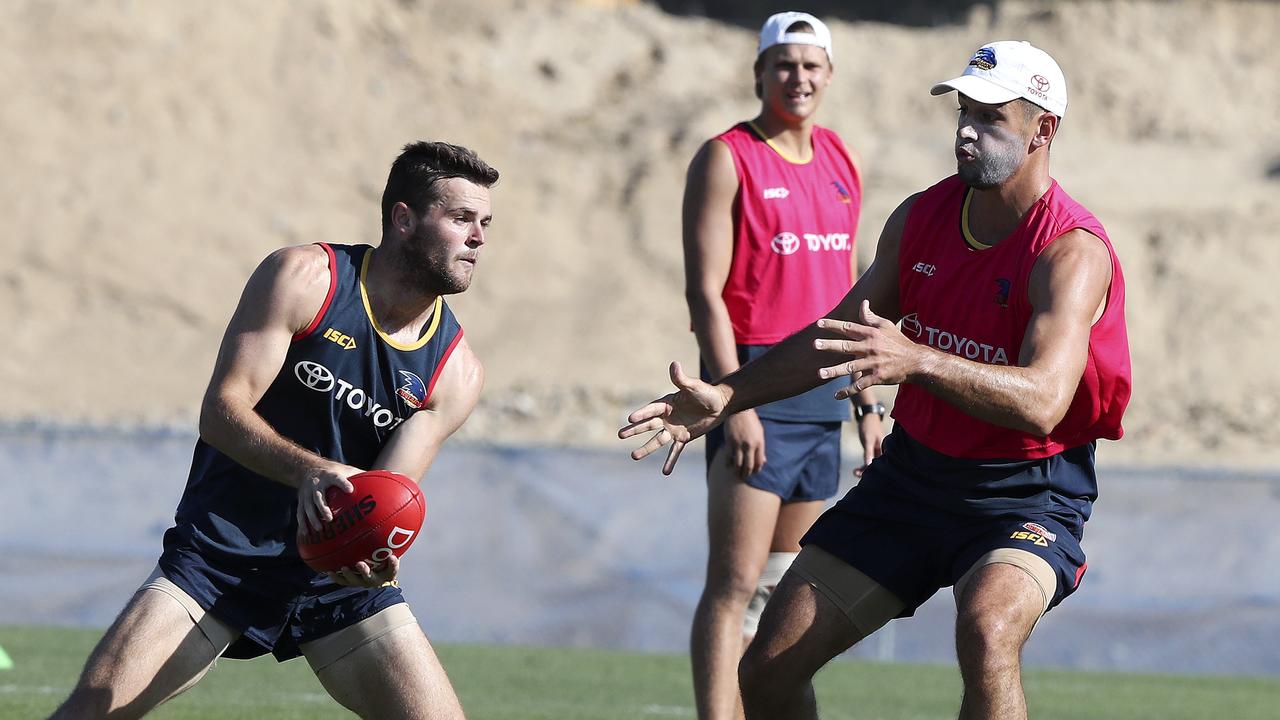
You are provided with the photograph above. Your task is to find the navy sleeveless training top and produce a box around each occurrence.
[164,243,464,569]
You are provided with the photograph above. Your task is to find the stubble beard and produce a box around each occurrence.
[402,229,472,296]
[957,139,1024,189]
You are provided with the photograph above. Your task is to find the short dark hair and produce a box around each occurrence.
[1013,97,1047,121]
[381,141,499,231]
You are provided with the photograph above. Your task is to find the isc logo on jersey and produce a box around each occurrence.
[770,232,852,255]
[763,187,790,200]
[293,361,406,431]
[322,327,357,350]
[899,313,1010,365]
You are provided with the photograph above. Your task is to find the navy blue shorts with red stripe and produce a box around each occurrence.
[801,426,1093,616]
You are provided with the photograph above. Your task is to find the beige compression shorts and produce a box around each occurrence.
[141,567,419,671]
[791,544,1057,639]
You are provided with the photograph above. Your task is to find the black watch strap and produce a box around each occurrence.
[855,402,886,421]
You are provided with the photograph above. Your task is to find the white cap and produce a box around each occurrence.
[757,12,833,63]
[930,40,1067,117]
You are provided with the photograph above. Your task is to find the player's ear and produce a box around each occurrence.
[392,202,416,235]
[1031,112,1058,148]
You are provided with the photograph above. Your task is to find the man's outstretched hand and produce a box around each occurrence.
[618,361,730,475]
[815,300,922,397]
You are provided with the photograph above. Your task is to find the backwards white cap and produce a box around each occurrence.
[757,11,833,63]
[930,40,1067,117]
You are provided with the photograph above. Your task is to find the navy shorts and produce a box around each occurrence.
[801,427,1093,616]
[158,540,404,662]
[705,418,843,502]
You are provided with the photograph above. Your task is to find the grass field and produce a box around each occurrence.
[2,626,1278,719]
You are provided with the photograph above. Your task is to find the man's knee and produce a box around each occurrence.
[958,605,1024,655]
[955,600,1037,674]
[955,563,1046,668]
[737,643,780,705]
[737,605,815,703]
[704,563,766,606]
[738,641,815,717]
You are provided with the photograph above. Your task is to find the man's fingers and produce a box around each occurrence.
[813,338,860,354]
[859,299,885,327]
[819,359,863,381]
[661,440,686,476]
[304,495,322,532]
[670,361,693,389]
[619,417,666,440]
[316,490,335,522]
[816,317,871,336]
[732,444,746,476]
[377,554,400,582]
[630,430,668,461]
[623,398,673,430]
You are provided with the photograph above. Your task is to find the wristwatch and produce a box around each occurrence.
[854,402,887,422]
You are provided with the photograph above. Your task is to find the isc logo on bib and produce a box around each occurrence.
[771,232,800,255]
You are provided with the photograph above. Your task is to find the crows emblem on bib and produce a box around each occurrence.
[994,278,1011,308]
[396,370,427,409]
[831,180,852,204]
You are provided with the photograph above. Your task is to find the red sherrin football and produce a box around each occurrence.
[297,470,426,573]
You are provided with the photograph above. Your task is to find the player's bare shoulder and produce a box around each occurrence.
[240,244,335,335]
[688,137,738,185]
[1039,228,1111,266]
[1029,228,1114,320]
[263,243,333,298]
[1032,229,1113,287]
[426,333,484,414]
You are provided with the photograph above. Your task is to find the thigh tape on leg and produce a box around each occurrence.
[790,546,906,639]
[140,566,237,654]
[300,603,418,672]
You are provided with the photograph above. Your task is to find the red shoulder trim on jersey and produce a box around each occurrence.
[1073,562,1088,589]
[424,328,464,404]
[293,242,338,341]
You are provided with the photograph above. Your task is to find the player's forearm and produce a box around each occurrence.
[198,393,338,487]
[910,350,1071,436]
[686,292,742,382]
[719,322,831,415]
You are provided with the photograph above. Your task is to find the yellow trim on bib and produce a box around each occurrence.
[960,188,993,250]
[746,121,812,165]
[359,250,441,351]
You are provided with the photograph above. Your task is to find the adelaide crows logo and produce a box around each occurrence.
[831,180,852,204]
[396,370,426,409]
[969,46,997,71]
[994,278,1011,307]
